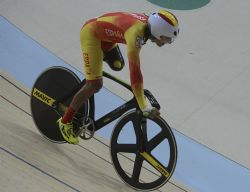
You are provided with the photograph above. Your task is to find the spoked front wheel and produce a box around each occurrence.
[110,111,177,191]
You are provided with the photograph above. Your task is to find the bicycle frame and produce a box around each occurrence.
[90,71,137,131]
[56,71,160,133]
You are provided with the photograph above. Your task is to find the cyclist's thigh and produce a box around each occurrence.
[80,24,103,80]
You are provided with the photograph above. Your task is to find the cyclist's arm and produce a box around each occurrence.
[125,35,148,111]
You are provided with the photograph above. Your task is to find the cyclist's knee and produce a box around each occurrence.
[112,60,124,71]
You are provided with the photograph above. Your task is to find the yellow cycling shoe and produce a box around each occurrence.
[57,117,79,144]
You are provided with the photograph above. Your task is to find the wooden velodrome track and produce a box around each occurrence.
[1,71,188,191]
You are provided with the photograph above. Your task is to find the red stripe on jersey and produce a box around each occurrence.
[129,62,143,85]
[97,21,126,43]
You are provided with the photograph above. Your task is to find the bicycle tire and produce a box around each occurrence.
[110,110,177,191]
[30,66,86,143]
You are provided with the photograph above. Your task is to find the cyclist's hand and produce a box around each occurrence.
[142,106,160,118]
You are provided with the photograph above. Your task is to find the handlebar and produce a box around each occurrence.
[144,89,161,110]
[103,71,161,110]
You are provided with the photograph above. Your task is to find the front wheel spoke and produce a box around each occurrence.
[132,154,144,181]
[148,131,165,151]
[141,152,170,178]
[115,144,137,153]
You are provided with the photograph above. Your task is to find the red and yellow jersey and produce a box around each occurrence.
[82,12,149,110]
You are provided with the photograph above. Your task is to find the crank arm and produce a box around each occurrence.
[78,118,95,140]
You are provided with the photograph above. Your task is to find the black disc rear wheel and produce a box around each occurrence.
[30,66,87,143]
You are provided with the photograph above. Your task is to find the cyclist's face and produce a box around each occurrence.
[151,36,173,47]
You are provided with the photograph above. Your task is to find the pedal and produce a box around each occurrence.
[78,118,95,140]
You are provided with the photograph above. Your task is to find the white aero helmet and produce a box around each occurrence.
[148,10,179,41]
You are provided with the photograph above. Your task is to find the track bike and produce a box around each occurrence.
[30,66,177,191]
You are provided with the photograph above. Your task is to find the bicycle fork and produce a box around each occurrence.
[137,114,170,178]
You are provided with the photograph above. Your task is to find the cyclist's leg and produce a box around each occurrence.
[62,23,103,122]
[102,42,125,71]
[58,23,103,144]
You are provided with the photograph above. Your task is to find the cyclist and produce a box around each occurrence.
[57,10,180,144]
